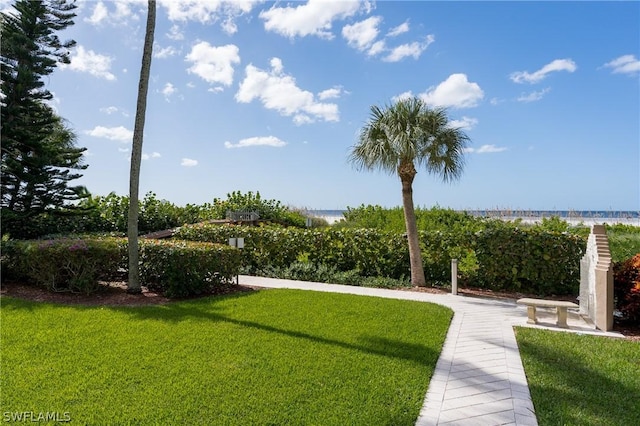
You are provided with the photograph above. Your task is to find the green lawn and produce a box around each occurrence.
[515,327,640,426]
[1,289,452,425]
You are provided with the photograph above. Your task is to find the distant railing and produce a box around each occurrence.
[226,210,260,222]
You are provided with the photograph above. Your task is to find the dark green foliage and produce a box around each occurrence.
[176,222,587,294]
[139,239,241,298]
[174,224,411,280]
[1,237,126,293]
[613,253,640,325]
[340,204,487,233]
[474,227,585,295]
[211,191,306,227]
[1,0,88,238]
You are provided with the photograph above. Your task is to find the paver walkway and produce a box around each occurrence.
[239,275,622,426]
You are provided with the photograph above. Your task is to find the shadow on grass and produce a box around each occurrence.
[1,292,446,368]
[516,330,640,426]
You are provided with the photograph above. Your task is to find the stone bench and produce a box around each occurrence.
[516,298,579,328]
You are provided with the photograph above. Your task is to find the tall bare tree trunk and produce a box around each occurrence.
[399,161,426,287]
[127,0,155,294]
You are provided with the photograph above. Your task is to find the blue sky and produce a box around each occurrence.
[5,0,639,210]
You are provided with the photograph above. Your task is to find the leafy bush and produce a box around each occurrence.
[139,239,241,298]
[1,237,126,293]
[474,228,585,295]
[613,253,640,324]
[339,204,486,234]
[211,191,306,227]
[174,224,411,279]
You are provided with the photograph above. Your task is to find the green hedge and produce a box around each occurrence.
[1,237,242,298]
[474,228,585,294]
[175,223,586,295]
[139,239,241,298]
[174,224,411,279]
[1,237,126,293]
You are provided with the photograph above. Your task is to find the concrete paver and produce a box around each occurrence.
[238,275,623,425]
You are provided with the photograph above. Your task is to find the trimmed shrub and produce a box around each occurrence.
[139,239,241,298]
[174,224,410,279]
[1,237,126,293]
[474,228,585,295]
[613,253,640,324]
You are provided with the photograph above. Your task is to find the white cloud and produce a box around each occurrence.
[63,45,115,80]
[367,40,386,56]
[155,45,178,59]
[342,16,381,51]
[236,58,339,124]
[383,35,434,62]
[85,1,108,25]
[419,73,484,109]
[464,144,507,154]
[161,82,177,100]
[387,21,409,37]
[510,58,577,84]
[317,86,345,100]
[224,136,287,149]
[100,106,119,115]
[391,90,414,103]
[84,0,141,26]
[449,116,478,130]
[167,24,185,40]
[517,88,551,103]
[260,0,368,39]
[118,147,130,153]
[185,42,240,87]
[181,158,198,167]
[85,125,133,142]
[159,0,258,32]
[142,152,161,160]
[603,54,640,75]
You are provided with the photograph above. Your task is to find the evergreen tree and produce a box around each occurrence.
[1,0,88,237]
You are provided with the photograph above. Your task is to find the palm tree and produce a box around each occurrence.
[349,97,469,287]
[127,0,155,294]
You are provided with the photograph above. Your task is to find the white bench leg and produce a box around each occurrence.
[526,306,537,324]
[556,307,568,328]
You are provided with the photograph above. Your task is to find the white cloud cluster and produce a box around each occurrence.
[236,58,340,124]
[464,144,507,154]
[159,0,259,34]
[84,0,141,26]
[85,125,133,142]
[260,0,368,39]
[603,54,640,75]
[317,86,346,100]
[342,16,434,62]
[142,152,162,160]
[161,82,178,101]
[387,21,409,37]
[155,45,179,59]
[185,42,240,88]
[517,88,551,103]
[181,158,198,167]
[224,136,287,149]
[100,106,119,115]
[64,45,115,81]
[418,73,484,109]
[448,116,478,131]
[510,59,577,84]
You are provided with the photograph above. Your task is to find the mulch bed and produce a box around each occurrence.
[1,281,638,340]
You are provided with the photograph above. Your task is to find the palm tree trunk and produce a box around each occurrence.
[399,161,427,287]
[127,0,155,294]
